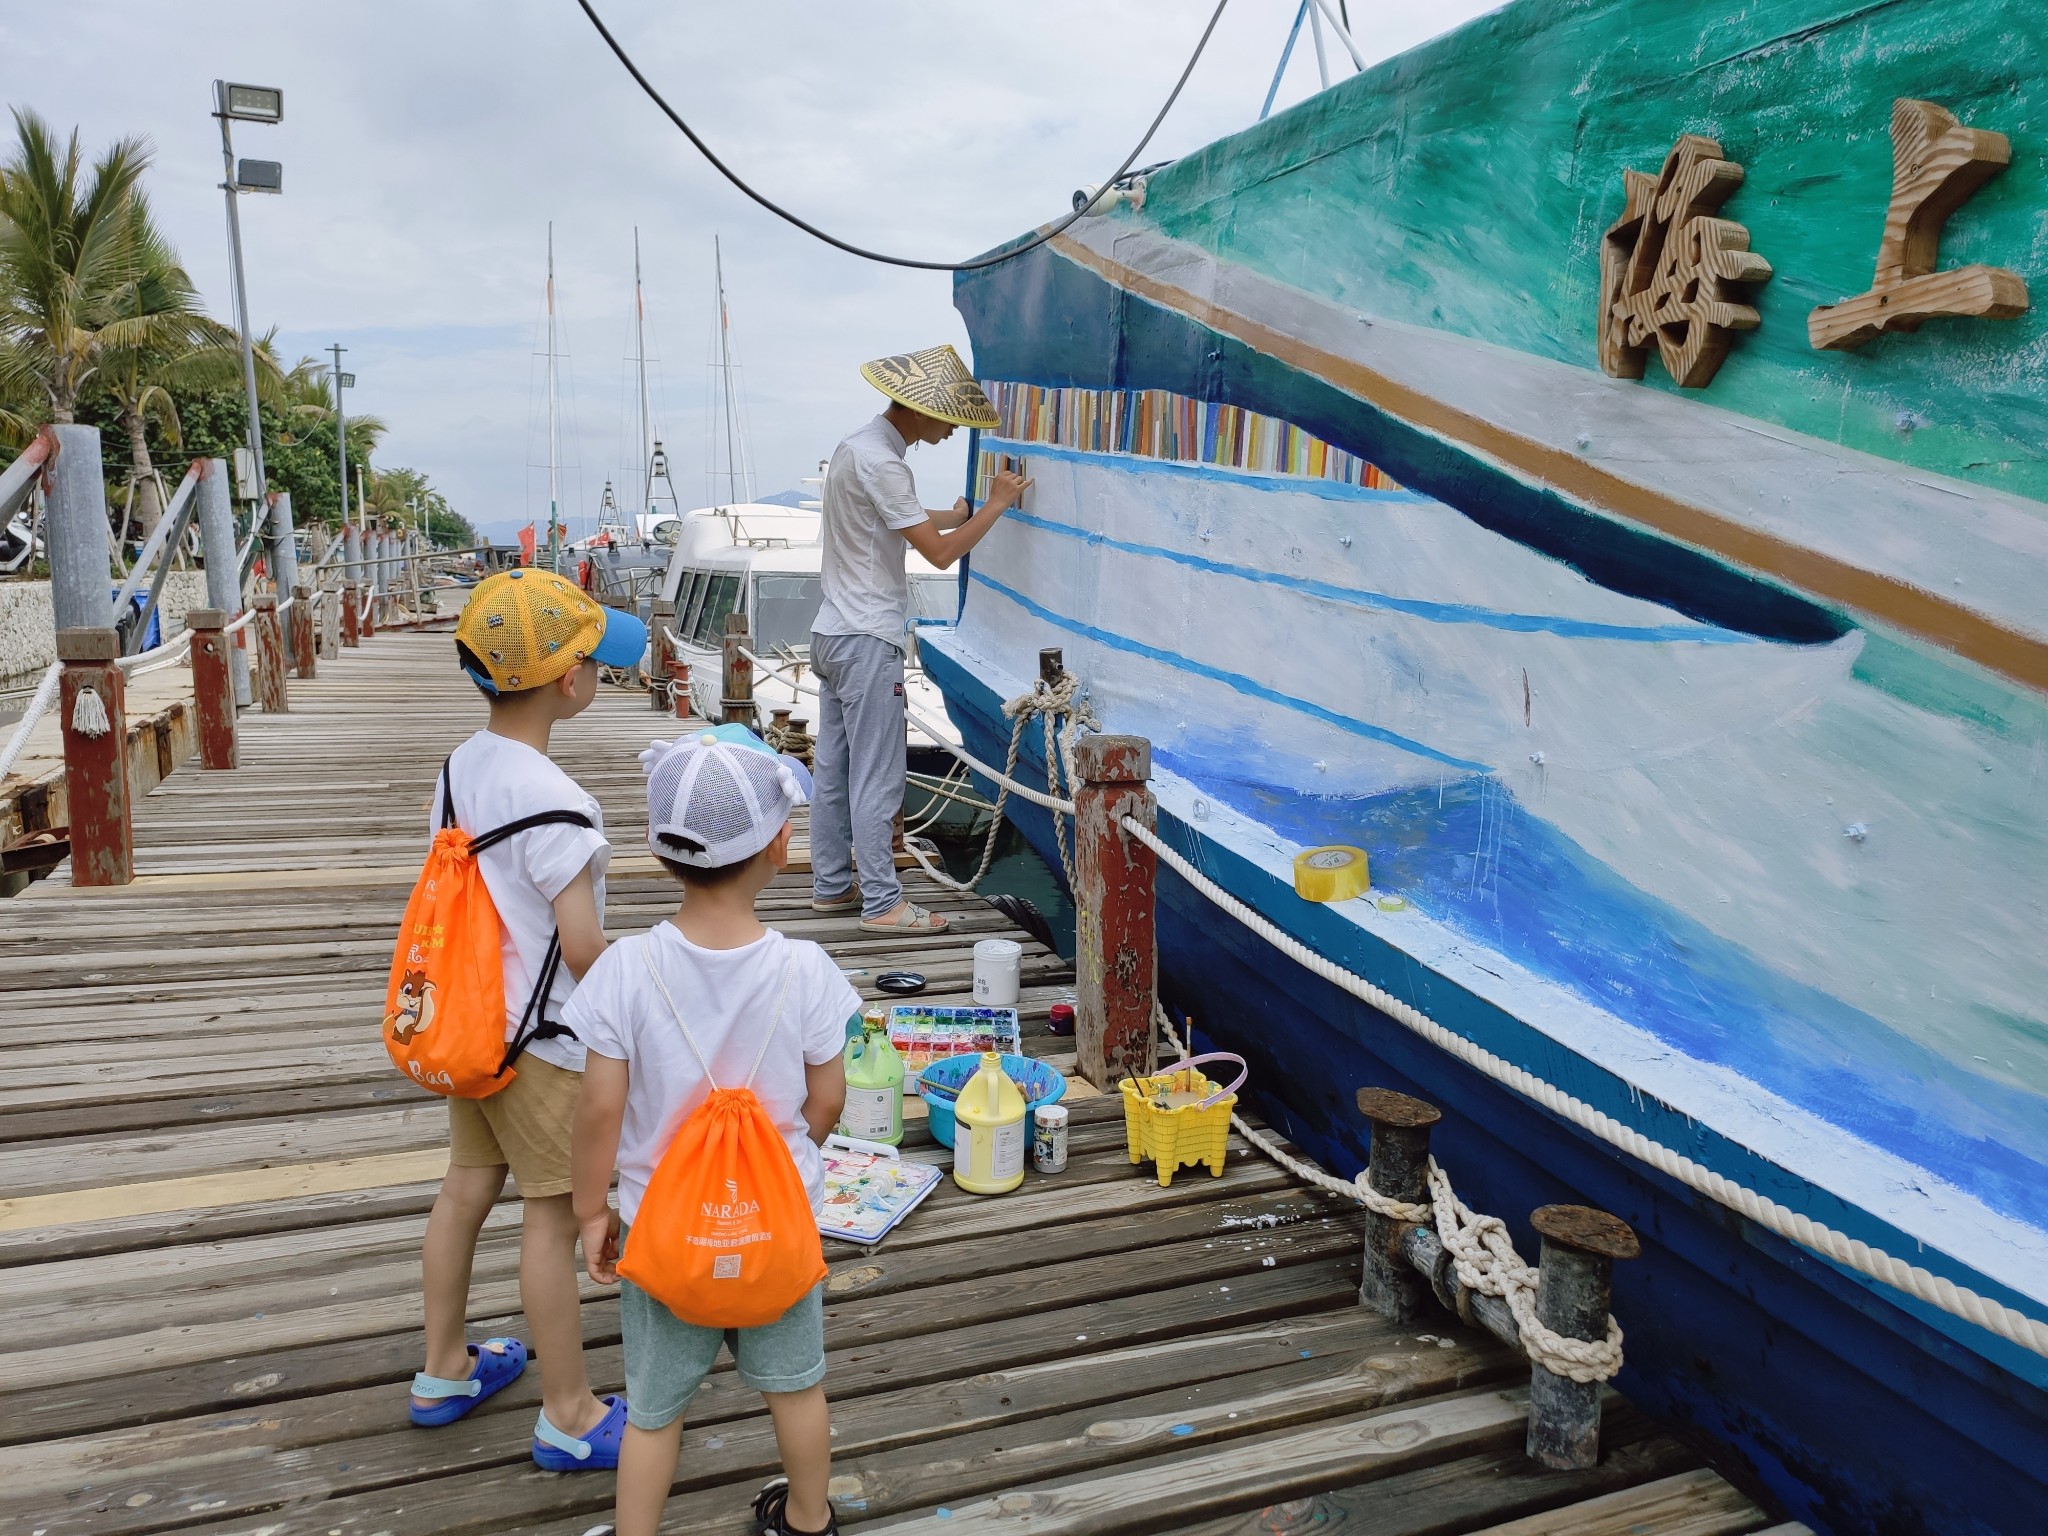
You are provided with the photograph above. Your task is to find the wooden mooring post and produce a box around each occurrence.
[341,582,361,647]
[1073,731,1158,1089]
[290,585,317,679]
[188,609,238,771]
[1354,1085,1638,1471]
[650,599,677,713]
[253,593,290,713]
[55,628,132,886]
[721,611,755,725]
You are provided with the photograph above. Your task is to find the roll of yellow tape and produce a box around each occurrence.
[1292,845,1370,902]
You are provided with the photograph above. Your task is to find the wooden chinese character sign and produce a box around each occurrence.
[1808,99,2030,350]
[1599,135,1774,388]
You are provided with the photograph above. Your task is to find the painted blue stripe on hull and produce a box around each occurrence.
[983,449,1763,646]
[967,568,1491,773]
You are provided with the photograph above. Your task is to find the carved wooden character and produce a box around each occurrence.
[1808,99,2030,350]
[1599,135,1774,388]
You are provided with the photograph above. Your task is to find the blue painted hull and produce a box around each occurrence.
[923,641,2048,1536]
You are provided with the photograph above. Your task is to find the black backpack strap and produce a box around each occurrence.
[439,755,456,829]
[499,929,577,1077]
[469,808,594,855]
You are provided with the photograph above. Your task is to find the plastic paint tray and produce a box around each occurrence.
[885,1005,1020,1090]
[917,1052,1067,1149]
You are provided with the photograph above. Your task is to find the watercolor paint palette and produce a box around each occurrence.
[886,1005,1021,1089]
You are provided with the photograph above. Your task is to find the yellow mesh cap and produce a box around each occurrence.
[859,344,998,429]
[455,569,609,693]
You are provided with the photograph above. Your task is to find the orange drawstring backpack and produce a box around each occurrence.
[382,756,593,1098]
[618,944,827,1328]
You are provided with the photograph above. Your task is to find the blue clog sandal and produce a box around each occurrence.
[532,1393,629,1471]
[407,1337,528,1427]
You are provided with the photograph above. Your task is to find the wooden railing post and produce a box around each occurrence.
[1526,1206,1639,1470]
[188,609,237,770]
[319,582,340,658]
[650,599,677,714]
[56,628,132,886]
[291,584,317,678]
[341,582,360,647]
[721,612,755,725]
[1072,733,1157,1088]
[253,593,289,713]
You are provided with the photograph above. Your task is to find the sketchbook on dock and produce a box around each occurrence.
[816,1136,942,1245]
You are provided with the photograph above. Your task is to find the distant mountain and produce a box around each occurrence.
[472,519,532,548]
[755,488,815,508]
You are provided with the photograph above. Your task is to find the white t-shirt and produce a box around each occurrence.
[565,923,859,1221]
[432,731,610,1073]
[811,415,931,650]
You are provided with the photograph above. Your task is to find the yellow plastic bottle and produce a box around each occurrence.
[952,1051,1027,1194]
[838,1020,905,1146]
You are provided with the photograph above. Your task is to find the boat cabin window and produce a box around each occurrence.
[692,573,742,644]
[676,570,708,634]
[751,574,822,650]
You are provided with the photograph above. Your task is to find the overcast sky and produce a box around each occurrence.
[9,0,1498,540]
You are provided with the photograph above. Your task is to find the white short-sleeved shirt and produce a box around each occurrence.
[564,923,859,1221]
[811,415,931,650]
[432,731,610,1073]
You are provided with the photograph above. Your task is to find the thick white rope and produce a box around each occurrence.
[1124,813,2048,1360]
[116,628,195,677]
[0,662,62,779]
[224,608,259,637]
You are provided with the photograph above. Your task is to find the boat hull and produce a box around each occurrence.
[924,637,2048,1536]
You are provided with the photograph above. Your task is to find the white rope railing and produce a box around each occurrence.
[115,627,194,677]
[1123,812,2048,1361]
[0,662,62,780]
[224,607,259,637]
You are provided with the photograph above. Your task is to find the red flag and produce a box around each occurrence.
[516,522,536,566]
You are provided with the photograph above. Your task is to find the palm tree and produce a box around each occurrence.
[0,109,152,425]
[96,192,257,537]
[275,351,386,468]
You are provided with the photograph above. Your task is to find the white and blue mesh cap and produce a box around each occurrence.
[639,731,812,869]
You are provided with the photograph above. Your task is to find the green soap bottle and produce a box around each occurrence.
[838,1017,905,1145]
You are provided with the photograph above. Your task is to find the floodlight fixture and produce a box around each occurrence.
[236,159,283,194]
[336,371,356,389]
[215,82,283,123]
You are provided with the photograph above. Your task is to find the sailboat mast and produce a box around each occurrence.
[716,236,743,507]
[635,228,651,524]
[546,223,560,574]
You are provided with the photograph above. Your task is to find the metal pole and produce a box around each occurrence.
[196,458,251,707]
[268,489,301,595]
[547,223,561,576]
[44,425,115,633]
[1305,0,1368,70]
[213,84,268,513]
[1307,0,1331,90]
[330,342,347,533]
[1261,2,1309,120]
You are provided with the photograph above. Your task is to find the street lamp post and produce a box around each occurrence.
[330,343,353,538]
[211,82,283,528]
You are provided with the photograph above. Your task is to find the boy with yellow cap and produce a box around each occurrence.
[403,568,646,1471]
[810,344,1029,932]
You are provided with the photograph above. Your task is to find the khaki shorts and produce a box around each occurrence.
[447,1056,581,1197]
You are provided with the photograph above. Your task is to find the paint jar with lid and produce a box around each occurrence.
[1047,1002,1075,1037]
[1032,1102,1069,1173]
[972,938,1022,1006]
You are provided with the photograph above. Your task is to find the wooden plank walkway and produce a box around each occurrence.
[0,632,1794,1536]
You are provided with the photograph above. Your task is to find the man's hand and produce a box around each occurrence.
[579,1205,622,1286]
[987,470,1031,511]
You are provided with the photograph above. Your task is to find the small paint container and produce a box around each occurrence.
[1032,1102,1070,1174]
[1047,1002,1075,1037]
[972,938,1022,1007]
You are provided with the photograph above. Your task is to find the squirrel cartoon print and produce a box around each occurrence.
[386,969,438,1044]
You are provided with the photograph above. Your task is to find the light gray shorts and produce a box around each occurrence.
[616,1223,827,1430]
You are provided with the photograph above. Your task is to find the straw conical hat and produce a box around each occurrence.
[860,344,998,429]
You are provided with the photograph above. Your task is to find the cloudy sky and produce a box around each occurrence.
[10,0,1498,541]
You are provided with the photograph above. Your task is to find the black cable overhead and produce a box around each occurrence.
[572,0,1232,273]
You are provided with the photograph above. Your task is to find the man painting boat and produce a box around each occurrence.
[808,345,1028,932]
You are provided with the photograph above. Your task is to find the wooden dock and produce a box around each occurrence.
[0,632,1797,1535]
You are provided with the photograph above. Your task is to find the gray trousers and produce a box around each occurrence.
[809,631,905,918]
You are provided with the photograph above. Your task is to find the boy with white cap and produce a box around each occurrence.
[568,726,857,1536]
[406,568,645,1469]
